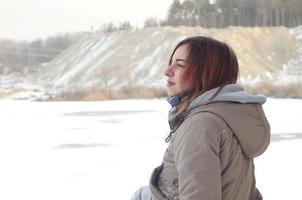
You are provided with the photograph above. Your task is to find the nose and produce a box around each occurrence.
[164,65,174,77]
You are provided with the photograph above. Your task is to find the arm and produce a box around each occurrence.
[174,114,222,200]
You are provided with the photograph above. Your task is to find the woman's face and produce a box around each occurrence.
[164,44,194,97]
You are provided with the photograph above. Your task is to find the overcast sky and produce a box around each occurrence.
[0,0,173,41]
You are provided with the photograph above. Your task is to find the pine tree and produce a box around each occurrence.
[167,0,183,26]
[165,0,302,27]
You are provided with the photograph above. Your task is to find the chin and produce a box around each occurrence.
[167,90,174,97]
[167,90,178,97]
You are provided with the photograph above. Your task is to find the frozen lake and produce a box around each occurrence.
[0,98,301,200]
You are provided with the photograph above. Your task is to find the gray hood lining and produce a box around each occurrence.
[187,84,266,112]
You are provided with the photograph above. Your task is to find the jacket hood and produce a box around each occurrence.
[172,84,270,158]
[187,84,267,111]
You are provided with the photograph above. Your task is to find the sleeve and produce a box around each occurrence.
[174,114,222,200]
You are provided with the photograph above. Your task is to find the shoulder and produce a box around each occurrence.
[184,106,231,135]
[173,109,231,147]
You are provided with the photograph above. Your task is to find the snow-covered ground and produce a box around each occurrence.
[0,98,301,200]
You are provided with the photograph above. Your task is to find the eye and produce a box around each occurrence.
[176,63,185,68]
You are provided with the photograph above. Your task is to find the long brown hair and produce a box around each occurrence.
[169,36,239,112]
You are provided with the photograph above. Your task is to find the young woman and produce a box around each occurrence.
[131,36,270,200]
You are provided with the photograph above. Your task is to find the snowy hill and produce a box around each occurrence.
[277,26,302,82]
[1,26,302,99]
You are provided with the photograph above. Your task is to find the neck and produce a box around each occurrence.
[167,92,189,107]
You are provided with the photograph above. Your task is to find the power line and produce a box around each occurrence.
[0,45,66,52]
[0,51,57,58]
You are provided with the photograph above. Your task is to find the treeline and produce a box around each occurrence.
[0,22,140,74]
[166,0,302,27]
[2,0,301,74]
[0,33,82,73]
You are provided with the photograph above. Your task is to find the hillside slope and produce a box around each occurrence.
[1,26,302,99]
[34,26,300,89]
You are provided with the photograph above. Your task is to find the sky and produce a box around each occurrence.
[0,0,173,41]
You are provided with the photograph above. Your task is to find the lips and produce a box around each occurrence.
[167,81,175,86]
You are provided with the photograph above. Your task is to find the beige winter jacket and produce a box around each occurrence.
[149,85,270,200]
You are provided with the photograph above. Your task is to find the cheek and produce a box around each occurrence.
[181,74,194,91]
[176,69,186,82]
[182,80,193,90]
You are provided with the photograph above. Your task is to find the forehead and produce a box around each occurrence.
[172,44,189,61]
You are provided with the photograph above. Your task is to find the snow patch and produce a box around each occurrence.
[0,99,301,200]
